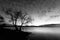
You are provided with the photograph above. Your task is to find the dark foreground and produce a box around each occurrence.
[0,24,60,40]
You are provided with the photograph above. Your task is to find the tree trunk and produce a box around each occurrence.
[15,19,18,31]
[20,23,24,31]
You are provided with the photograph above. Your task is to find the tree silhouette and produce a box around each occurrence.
[2,7,33,30]
[2,8,18,30]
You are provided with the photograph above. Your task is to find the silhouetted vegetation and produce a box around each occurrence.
[1,7,33,30]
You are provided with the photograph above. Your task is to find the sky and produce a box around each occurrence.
[0,0,60,26]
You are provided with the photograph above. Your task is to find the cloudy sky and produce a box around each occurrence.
[0,0,60,26]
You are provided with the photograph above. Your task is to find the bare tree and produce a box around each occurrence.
[2,7,33,30]
[20,12,33,26]
[2,8,19,30]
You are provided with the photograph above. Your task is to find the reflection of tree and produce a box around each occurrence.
[2,7,33,30]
